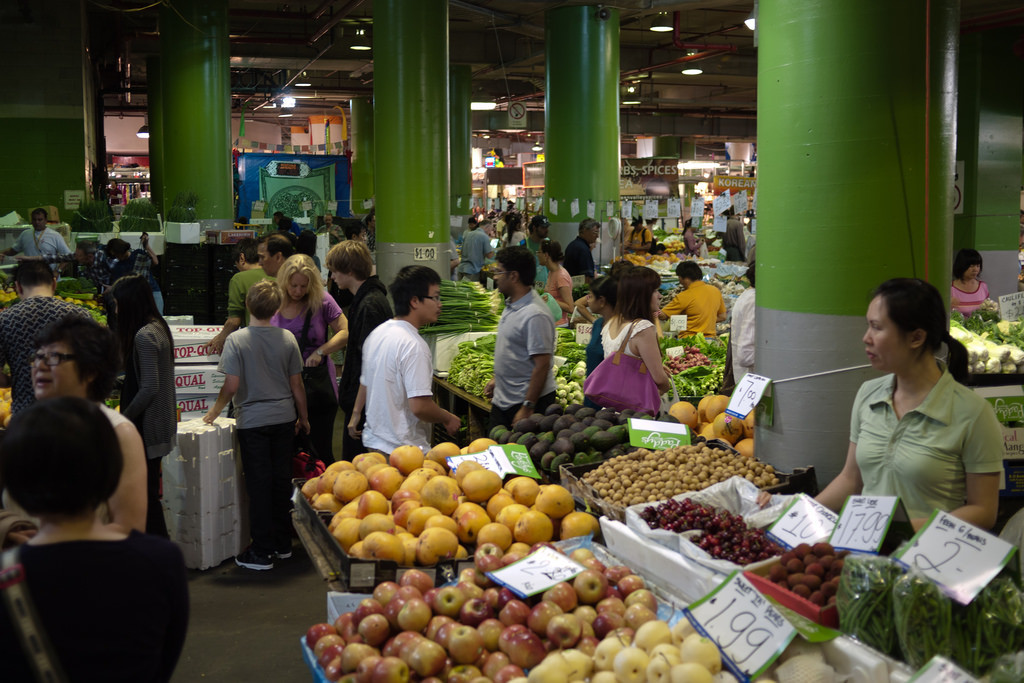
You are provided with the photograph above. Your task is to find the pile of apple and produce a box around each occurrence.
[304,544,721,683]
[300,442,599,566]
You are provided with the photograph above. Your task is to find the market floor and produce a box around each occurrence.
[170,409,349,682]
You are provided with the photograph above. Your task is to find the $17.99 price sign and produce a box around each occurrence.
[829,495,902,554]
[684,571,796,680]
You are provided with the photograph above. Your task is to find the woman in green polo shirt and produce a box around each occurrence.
[814,278,1002,530]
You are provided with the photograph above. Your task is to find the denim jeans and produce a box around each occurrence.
[237,421,295,555]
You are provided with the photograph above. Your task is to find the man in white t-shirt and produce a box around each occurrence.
[1,208,72,266]
[348,266,460,453]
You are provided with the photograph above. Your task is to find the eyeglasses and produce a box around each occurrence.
[422,295,442,302]
[491,270,509,278]
[30,351,76,367]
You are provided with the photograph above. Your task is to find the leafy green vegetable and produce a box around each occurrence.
[447,335,497,396]
[56,278,97,295]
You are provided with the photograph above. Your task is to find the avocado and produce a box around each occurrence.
[661,415,679,424]
[551,453,572,470]
[538,431,555,444]
[489,425,509,441]
[595,408,618,422]
[498,430,512,445]
[540,451,558,470]
[570,431,590,452]
[574,406,597,420]
[539,414,560,432]
[591,418,613,431]
[582,425,602,440]
[580,417,595,427]
[608,425,628,443]
[616,413,631,426]
[552,437,575,456]
[544,403,564,416]
[556,428,575,441]
[514,416,541,434]
[530,440,551,461]
[620,409,636,418]
[507,431,523,445]
[604,446,624,460]
[569,421,588,433]
[517,431,536,447]
[553,416,574,433]
[573,450,601,466]
[590,430,619,452]
[565,403,584,415]
[634,413,653,420]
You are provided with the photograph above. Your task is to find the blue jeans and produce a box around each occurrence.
[237,421,294,555]
[152,289,164,314]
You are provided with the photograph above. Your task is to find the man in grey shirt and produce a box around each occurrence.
[484,246,556,431]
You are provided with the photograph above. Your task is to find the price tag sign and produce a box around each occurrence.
[575,324,593,346]
[666,197,681,218]
[628,417,690,449]
[726,373,771,418]
[733,190,749,215]
[549,198,558,215]
[643,199,659,220]
[670,315,688,332]
[829,495,905,553]
[909,656,979,682]
[586,200,596,219]
[486,546,585,598]
[713,215,728,233]
[621,200,633,219]
[713,190,732,215]
[362,198,374,209]
[684,572,796,681]
[447,445,540,479]
[606,201,615,218]
[666,346,687,358]
[252,200,266,211]
[327,201,338,213]
[767,494,838,549]
[571,275,586,288]
[998,291,1024,322]
[892,510,1016,605]
[300,200,313,211]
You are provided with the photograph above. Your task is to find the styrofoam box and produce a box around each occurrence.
[165,221,201,244]
[173,364,224,394]
[170,325,223,365]
[177,394,214,420]
[426,332,493,374]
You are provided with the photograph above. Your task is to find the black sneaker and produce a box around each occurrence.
[274,548,293,560]
[235,548,273,570]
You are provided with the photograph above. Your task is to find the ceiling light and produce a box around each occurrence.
[682,68,703,75]
[650,12,673,32]
[626,86,636,93]
[278,113,293,118]
[351,28,371,50]
[282,96,296,108]
[295,71,311,87]
[136,124,149,139]
[745,1,757,30]
[471,101,497,111]
[482,135,490,139]
[265,103,277,109]
[621,99,641,105]
[531,144,542,152]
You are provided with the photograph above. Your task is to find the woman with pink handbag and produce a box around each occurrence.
[584,267,671,414]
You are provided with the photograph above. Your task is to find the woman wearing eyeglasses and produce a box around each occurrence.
[30,316,147,534]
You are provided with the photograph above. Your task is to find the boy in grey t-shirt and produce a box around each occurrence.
[204,280,309,570]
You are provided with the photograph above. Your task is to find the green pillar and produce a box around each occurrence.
[374,0,449,284]
[159,0,232,228]
[449,65,472,236]
[654,136,680,159]
[544,6,620,247]
[954,29,1024,300]
[146,57,164,217]
[756,0,959,482]
[350,97,374,216]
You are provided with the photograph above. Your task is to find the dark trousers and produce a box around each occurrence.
[237,421,295,555]
[488,391,557,432]
[145,456,169,538]
[339,401,366,461]
[307,400,338,464]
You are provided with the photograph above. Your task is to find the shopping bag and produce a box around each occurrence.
[583,321,661,415]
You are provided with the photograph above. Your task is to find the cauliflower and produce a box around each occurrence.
[986,357,1002,373]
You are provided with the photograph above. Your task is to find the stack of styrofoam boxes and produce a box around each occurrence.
[164,417,249,569]
[170,324,223,419]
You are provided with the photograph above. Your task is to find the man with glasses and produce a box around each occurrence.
[347,266,460,454]
[0,261,90,414]
[484,246,557,430]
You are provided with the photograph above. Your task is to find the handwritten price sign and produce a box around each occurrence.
[767,494,838,549]
[829,496,902,554]
[486,546,585,597]
[893,510,1016,605]
[685,572,796,680]
[908,656,979,682]
[726,373,771,419]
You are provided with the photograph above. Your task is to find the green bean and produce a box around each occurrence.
[837,554,902,656]
[893,572,951,668]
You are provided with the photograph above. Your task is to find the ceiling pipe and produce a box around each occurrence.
[671,11,738,52]
[960,6,1024,27]
[448,0,545,39]
[309,0,367,45]
[621,48,733,78]
[253,41,335,110]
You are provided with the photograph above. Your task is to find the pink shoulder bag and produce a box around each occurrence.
[583,321,661,415]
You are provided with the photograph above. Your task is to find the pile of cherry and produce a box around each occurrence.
[639,498,782,565]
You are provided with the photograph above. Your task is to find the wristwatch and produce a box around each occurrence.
[315,349,324,358]
[522,400,535,409]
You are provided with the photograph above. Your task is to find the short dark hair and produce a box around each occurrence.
[579,218,600,234]
[278,217,294,233]
[614,267,662,321]
[541,239,564,262]
[344,223,366,241]
[265,233,295,260]
[233,237,259,265]
[952,248,983,280]
[106,238,131,258]
[676,260,703,282]
[1,397,122,516]
[495,246,536,286]
[14,260,56,288]
[297,229,317,258]
[75,240,99,256]
[34,317,119,402]
[390,266,441,317]
[529,215,549,232]
[589,275,619,308]
[246,279,282,320]
[31,208,47,220]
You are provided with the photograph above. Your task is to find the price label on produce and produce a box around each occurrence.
[909,656,979,682]
[767,494,838,549]
[998,291,1024,322]
[486,546,585,598]
[447,445,540,480]
[829,495,908,554]
[726,373,771,418]
[684,571,796,681]
[669,315,688,332]
[892,510,1016,605]
[666,346,687,358]
[571,275,586,288]
[575,324,593,346]
[713,215,728,233]
[628,417,690,449]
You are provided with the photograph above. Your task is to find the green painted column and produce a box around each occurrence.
[756,0,959,483]
[374,0,450,284]
[654,136,680,159]
[954,29,1024,299]
[350,97,375,216]
[544,6,620,247]
[146,57,164,217]
[449,65,472,241]
[159,0,232,228]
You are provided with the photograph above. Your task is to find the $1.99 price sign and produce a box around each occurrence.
[892,510,1016,605]
[767,494,838,550]
[726,373,771,419]
[485,546,584,598]
[829,495,901,553]
[684,571,796,680]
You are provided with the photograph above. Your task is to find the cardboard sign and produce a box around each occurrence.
[892,510,1016,605]
[713,190,732,216]
[571,275,586,288]
[726,373,771,419]
[829,495,907,554]
[486,546,585,598]
[767,494,838,549]
[173,365,225,395]
[909,656,978,682]
[999,291,1024,322]
[447,445,540,479]
[667,197,681,218]
[575,324,593,346]
[670,315,688,332]
[628,417,690,449]
[685,571,796,681]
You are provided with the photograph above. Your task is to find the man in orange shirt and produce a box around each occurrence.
[659,261,726,338]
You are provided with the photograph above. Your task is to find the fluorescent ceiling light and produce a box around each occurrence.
[136,124,149,139]
[679,161,721,169]
[265,103,277,109]
[295,82,311,87]
[351,28,371,50]
[282,96,296,108]
[621,100,641,105]
[471,101,497,110]
[482,134,490,139]
[350,45,371,51]
[681,68,703,75]
[650,12,672,32]
[278,113,293,118]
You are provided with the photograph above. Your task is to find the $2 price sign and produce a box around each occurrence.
[892,510,1016,605]
[685,571,796,680]
[908,656,979,682]
[767,494,838,550]
[829,496,900,553]
[485,546,584,598]
[726,373,771,419]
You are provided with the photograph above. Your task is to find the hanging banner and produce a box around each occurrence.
[712,176,757,196]
[620,157,679,218]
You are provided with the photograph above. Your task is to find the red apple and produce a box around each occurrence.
[459,567,479,584]
[482,587,500,610]
[580,620,595,639]
[495,587,517,610]
[422,587,440,608]
[604,565,633,584]
[609,626,635,642]
[605,586,624,600]
[543,582,578,612]
[529,542,557,554]
[447,665,482,683]
[477,618,504,652]
[500,551,525,567]
[383,631,419,658]
[592,610,626,638]
[432,586,467,618]
[315,633,346,659]
[396,598,432,633]
[569,547,595,563]
[373,581,401,606]
[370,656,409,683]
[624,588,657,613]
[358,613,392,647]
[318,642,347,669]
[399,569,434,596]
[355,655,382,683]
[447,624,486,664]
[581,557,607,573]
[383,597,408,630]
[572,569,609,605]
[545,612,583,649]
[506,629,547,669]
[407,639,447,678]
[497,623,529,655]
[482,651,510,679]
[395,585,423,602]
[498,598,531,627]
[436,621,459,650]
[307,622,338,648]
[456,580,484,600]
[527,600,563,636]
[397,632,425,662]
[323,656,344,682]
[334,613,357,641]
[354,598,386,625]
[624,603,656,630]
[616,574,646,597]
[459,597,494,627]
[341,643,380,673]
[492,664,525,683]
[474,552,503,576]
[596,596,626,616]
[424,615,455,642]
[576,635,599,656]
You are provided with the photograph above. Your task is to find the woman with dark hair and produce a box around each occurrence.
[297,229,321,270]
[599,267,671,394]
[110,274,176,537]
[951,248,988,315]
[538,240,573,326]
[813,278,1002,529]
[503,212,527,248]
[682,220,700,257]
[106,234,163,313]
[0,398,189,682]
[31,317,147,534]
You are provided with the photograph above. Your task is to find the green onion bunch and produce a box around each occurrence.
[420,280,503,335]
[447,335,497,397]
